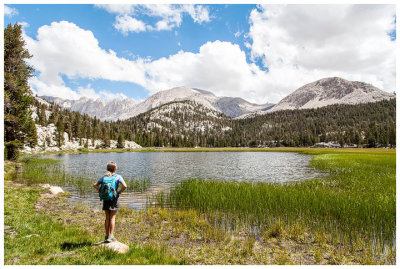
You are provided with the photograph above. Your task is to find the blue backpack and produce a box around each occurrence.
[99,174,118,201]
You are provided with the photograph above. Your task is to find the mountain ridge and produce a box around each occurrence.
[40,77,394,121]
[40,86,274,120]
[238,77,395,118]
[270,77,395,112]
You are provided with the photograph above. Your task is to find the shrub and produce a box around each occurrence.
[264,220,284,239]
[5,140,22,161]
[78,147,89,153]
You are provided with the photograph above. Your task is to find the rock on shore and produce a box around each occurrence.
[21,123,142,153]
[94,241,130,254]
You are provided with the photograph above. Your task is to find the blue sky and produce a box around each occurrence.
[4,4,396,104]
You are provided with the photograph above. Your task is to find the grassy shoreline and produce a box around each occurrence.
[32,146,396,156]
[5,147,396,264]
[5,179,394,265]
[4,180,185,265]
[164,150,395,252]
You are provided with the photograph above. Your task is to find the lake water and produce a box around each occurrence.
[45,151,325,209]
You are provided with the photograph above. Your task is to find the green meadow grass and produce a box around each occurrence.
[15,148,396,259]
[43,146,395,154]
[3,182,185,265]
[163,149,395,253]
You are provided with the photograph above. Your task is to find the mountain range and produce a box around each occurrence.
[40,77,395,121]
[41,86,273,121]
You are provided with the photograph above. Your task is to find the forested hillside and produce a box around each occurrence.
[234,98,396,147]
[121,101,233,147]
[34,97,396,149]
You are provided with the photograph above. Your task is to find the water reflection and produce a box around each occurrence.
[45,151,326,209]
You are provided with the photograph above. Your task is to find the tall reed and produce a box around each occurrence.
[19,157,153,195]
[20,157,97,194]
[164,150,396,252]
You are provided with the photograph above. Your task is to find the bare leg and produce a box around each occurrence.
[104,210,110,237]
[109,210,117,237]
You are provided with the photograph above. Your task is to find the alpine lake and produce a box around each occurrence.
[42,151,325,209]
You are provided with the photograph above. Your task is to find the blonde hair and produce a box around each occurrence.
[105,161,117,177]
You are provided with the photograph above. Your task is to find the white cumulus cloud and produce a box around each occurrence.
[77,85,128,101]
[25,3,396,106]
[114,15,148,34]
[95,4,135,15]
[24,21,273,103]
[247,4,396,97]
[143,40,276,103]
[181,4,211,24]
[25,21,147,84]
[24,21,147,100]
[98,4,211,35]
[5,5,18,17]
[29,76,81,100]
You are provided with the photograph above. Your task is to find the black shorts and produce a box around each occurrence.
[102,196,119,211]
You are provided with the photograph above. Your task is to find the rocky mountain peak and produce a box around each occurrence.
[40,86,274,120]
[269,77,394,112]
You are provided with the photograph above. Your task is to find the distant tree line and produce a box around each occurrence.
[233,99,396,148]
[33,100,233,148]
[34,98,396,149]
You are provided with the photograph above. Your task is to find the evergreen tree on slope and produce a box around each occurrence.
[4,23,37,160]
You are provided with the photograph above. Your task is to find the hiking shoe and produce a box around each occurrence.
[104,236,111,243]
[109,236,117,242]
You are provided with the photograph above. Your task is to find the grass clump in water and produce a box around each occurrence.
[18,157,98,194]
[19,157,154,196]
[127,177,152,192]
[164,149,395,259]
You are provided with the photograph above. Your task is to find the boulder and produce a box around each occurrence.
[49,186,64,195]
[29,122,143,152]
[94,241,130,254]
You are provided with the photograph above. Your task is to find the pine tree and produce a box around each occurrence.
[366,131,376,148]
[72,113,82,138]
[55,117,65,147]
[104,133,111,148]
[4,23,36,159]
[117,134,125,148]
[39,104,47,126]
[64,120,72,142]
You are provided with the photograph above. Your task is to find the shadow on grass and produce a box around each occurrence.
[61,241,93,251]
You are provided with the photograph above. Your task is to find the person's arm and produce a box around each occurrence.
[117,178,127,194]
[93,182,100,191]
[93,179,101,191]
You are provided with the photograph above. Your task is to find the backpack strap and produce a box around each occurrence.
[111,174,118,191]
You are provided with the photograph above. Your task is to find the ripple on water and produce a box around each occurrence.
[44,151,327,208]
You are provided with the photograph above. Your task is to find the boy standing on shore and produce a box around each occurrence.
[93,161,127,243]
